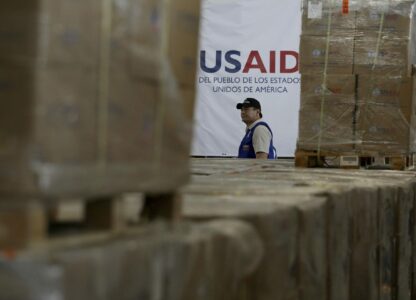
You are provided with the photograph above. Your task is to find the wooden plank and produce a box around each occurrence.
[295,150,321,168]
[294,149,410,170]
[140,192,182,222]
[0,202,47,250]
[390,157,406,171]
[85,196,125,231]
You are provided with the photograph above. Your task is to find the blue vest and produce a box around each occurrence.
[238,121,276,159]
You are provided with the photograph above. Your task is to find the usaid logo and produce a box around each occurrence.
[200,50,299,74]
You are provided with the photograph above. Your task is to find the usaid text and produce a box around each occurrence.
[200,50,299,74]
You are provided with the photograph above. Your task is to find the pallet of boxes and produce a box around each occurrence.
[296,0,416,170]
[0,1,264,299]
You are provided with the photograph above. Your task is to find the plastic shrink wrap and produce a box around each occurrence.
[0,0,200,198]
[298,0,416,156]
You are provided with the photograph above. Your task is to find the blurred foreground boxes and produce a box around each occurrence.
[298,0,416,160]
[0,220,263,300]
[0,0,200,197]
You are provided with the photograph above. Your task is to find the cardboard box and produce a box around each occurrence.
[0,2,38,67]
[301,0,356,36]
[299,35,354,74]
[0,0,101,68]
[110,0,167,81]
[353,35,411,76]
[409,75,416,152]
[0,0,168,75]
[356,75,414,154]
[33,67,98,163]
[0,221,262,300]
[356,103,411,154]
[38,0,101,67]
[0,67,192,196]
[0,68,34,163]
[168,0,201,86]
[179,86,197,120]
[298,98,356,152]
[106,74,157,163]
[411,9,416,68]
[354,1,416,75]
[298,0,416,155]
[301,74,356,103]
[356,1,414,38]
[0,0,197,197]
[298,75,356,152]
[357,75,413,109]
[106,74,191,165]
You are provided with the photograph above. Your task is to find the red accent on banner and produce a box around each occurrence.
[270,51,276,73]
[342,0,349,14]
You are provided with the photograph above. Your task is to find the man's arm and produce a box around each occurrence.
[256,152,268,159]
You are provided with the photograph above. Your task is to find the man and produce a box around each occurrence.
[236,98,276,159]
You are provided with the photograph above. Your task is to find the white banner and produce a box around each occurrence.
[192,0,302,157]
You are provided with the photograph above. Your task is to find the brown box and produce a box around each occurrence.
[0,0,101,68]
[0,3,38,67]
[356,1,414,38]
[110,0,167,81]
[411,9,416,68]
[179,86,197,120]
[0,0,197,198]
[0,68,192,197]
[106,74,157,163]
[409,75,416,152]
[33,67,98,164]
[353,35,411,76]
[299,35,354,74]
[0,0,168,77]
[0,221,262,300]
[356,103,411,154]
[356,75,414,154]
[297,98,356,152]
[0,68,34,164]
[106,73,192,165]
[168,0,201,86]
[357,75,413,109]
[301,0,356,36]
[37,0,101,67]
[298,75,356,152]
[301,74,356,103]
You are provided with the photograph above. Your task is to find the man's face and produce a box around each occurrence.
[240,106,260,124]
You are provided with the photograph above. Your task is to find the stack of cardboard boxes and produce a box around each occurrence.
[168,0,201,118]
[298,0,416,156]
[0,0,200,197]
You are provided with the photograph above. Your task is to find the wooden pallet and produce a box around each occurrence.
[0,192,181,253]
[295,149,411,171]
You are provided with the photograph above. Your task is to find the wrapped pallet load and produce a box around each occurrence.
[0,0,200,197]
[297,0,416,167]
